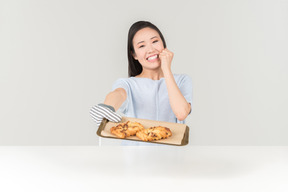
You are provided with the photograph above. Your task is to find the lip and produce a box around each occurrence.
[146,54,158,60]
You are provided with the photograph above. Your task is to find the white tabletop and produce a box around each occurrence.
[1,146,287,192]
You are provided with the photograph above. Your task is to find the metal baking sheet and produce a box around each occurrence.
[96,116,189,146]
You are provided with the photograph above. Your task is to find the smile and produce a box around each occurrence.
[147,54,158,61]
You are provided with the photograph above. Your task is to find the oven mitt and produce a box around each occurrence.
[90,103,122,127]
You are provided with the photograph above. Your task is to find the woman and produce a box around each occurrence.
[90,21,193,145]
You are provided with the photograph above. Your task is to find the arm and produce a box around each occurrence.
[160,48,191,121]
[90,88,126,127]
[104,88,127,111]
[164,71,191,121]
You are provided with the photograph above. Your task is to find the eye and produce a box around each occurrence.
[153,40,159,43]
[139,45,144,48]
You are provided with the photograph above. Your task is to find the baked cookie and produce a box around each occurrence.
[110,121,144,138]
[136,126,172,141]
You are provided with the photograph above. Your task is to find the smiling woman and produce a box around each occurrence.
[90,21,193,146]
[131,27,165,74]
[127,23,167,77]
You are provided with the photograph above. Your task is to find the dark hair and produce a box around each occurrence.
[127,21,167,77]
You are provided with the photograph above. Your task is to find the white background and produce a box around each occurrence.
[1,0,287,145]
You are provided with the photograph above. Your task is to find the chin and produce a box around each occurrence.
[144,61,161,68]
[143,65,161,71]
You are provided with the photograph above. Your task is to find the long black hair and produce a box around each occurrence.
[127,21,167,77]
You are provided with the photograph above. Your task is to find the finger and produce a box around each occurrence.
[166,49,173,55]
[159,53,171,59]
[164,48,173,53]
[160,50,169,55]
[162,48,168,53]
[162,49,173,56]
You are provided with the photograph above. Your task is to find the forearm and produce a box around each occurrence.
[164,71,191,121]
[104,88,127,111]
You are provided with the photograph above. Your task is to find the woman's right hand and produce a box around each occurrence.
[90,104,122,127]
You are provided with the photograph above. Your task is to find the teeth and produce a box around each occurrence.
[147,55,157,60]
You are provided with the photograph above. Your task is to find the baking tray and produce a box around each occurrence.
[96,116,189,146]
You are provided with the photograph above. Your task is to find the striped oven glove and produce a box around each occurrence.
[90,103,122,127]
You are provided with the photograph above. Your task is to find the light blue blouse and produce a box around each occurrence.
[111,74,193,146]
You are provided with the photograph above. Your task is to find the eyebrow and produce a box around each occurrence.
[137,36,158,45]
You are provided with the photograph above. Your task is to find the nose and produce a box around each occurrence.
[146,43,156,53]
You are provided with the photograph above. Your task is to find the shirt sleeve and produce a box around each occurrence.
[178,74,193,114]
[111,78,129,114]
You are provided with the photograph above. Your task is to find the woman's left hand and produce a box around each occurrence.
[159,48,174,73]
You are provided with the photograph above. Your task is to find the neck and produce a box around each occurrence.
[136,68,164,80]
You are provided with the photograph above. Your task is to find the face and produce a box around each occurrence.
[132,27,165,70]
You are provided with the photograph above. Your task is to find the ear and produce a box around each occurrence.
[132,51,138,60]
